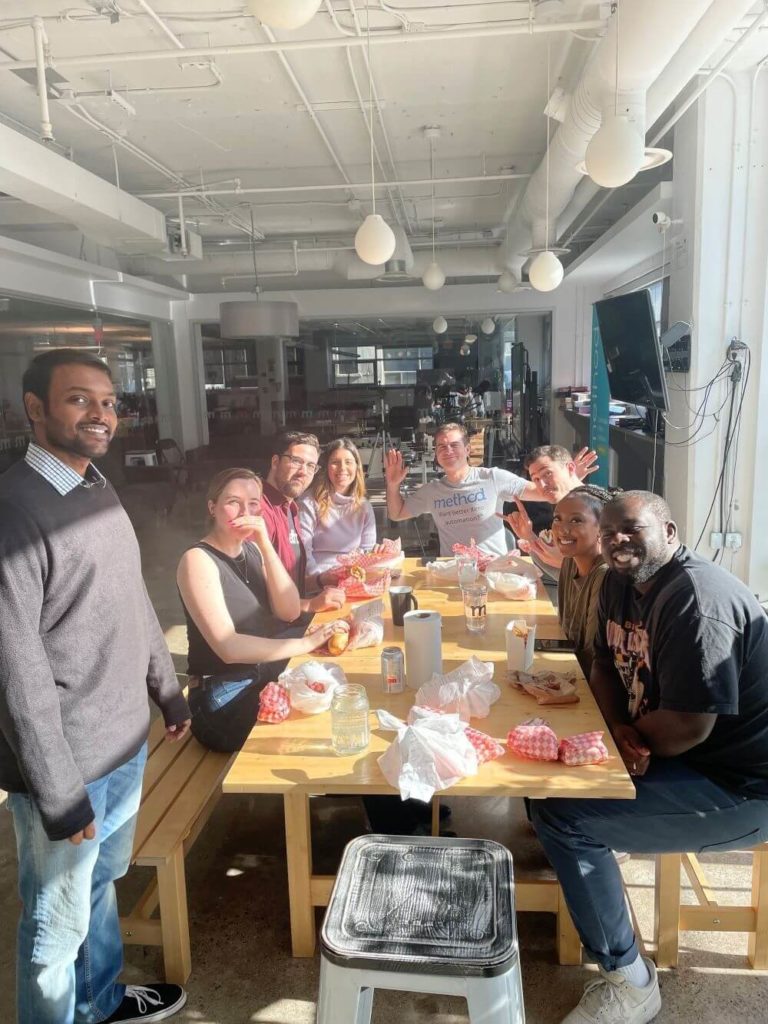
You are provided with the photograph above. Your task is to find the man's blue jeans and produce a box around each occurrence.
[8,743,147,1024]
[530,757,768,972]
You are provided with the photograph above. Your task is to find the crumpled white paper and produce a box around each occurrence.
[376,706,479,802]
[485,571,538,600]
[424,557,460,582]
[278,660,347,714]
[415,656,500,720]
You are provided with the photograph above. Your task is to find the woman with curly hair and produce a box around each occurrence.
[551,484,615,678]
[298,438,379,590]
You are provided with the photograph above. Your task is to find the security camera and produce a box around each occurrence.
[652,211,671,230]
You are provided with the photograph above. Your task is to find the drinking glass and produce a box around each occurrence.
[457,555,479,589]
[463,582,488,634]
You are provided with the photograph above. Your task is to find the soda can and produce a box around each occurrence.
[381,647,405,694]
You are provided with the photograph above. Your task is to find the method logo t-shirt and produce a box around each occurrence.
[402,466,527,556]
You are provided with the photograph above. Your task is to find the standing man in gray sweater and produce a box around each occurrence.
[0,350,191,1024]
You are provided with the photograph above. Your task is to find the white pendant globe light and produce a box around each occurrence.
[481,317,495,335]
[355,214,396,265]
[247,0,323,30]
[354,12,396,267]
[433,315,448,334]
[529,250,564,292]
[585,114,645,188]
[422,261,446,290]
[585,4,644,189]
[497,269,518,293]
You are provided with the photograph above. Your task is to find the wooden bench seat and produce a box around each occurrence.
[654,844,768,969]
[119,719,233,983]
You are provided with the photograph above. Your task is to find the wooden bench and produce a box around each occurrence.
[654,844,768,969]
[119,719,233,983]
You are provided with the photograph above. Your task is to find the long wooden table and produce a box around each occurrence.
[223,558,635,957]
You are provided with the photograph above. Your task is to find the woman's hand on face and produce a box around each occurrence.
[229,514,270,546]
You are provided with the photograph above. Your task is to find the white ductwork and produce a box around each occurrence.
[557,0,759,238]
[339,247,503,282]
[501,0,716,275]
[0,123,169,253]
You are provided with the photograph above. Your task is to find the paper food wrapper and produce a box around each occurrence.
[509,669,580,705]
[415,656,500,721]
[487,572,538,600]
[506,619,535,672]
[279,660,347,714]
[375,707,479,803]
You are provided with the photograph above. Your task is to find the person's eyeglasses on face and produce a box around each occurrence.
[280,453,319,475]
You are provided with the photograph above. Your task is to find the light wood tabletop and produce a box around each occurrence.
[222,558,635,957]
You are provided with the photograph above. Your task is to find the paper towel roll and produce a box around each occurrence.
[404,610,442,690]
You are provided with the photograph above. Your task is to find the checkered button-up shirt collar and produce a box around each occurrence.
[25,440,106,495]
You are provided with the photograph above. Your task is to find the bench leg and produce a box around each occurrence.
[556,887,582,965]
[654,853,681,968]
[157,846,192,985]
[748,847,768,969]
[284,791,316,957]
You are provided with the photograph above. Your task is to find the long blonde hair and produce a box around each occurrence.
[312,438,367,523]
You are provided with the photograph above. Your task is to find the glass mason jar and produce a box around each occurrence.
[330,684,371,756]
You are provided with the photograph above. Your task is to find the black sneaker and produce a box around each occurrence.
[104,985,187,1023]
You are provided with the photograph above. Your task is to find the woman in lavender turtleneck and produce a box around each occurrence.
[298,438,378,590]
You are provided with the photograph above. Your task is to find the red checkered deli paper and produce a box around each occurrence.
[257,682,291,724]
[558,731,609,766]
[464,727,506,765]
[507,717,559,761]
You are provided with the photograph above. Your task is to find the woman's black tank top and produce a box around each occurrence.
[182,541,278,677]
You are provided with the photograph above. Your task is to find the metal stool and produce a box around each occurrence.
[317,835,525,1023]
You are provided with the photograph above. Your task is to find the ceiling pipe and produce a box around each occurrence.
[0,17,609,73]
[556,0,760,241]
[137,172,529,201]
[339,246,502,281]
[500,0,715,276]
[31,16,53,142]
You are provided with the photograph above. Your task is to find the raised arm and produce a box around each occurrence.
[384,449,411,521]
[177,548,335,663]
[230,512,302,622]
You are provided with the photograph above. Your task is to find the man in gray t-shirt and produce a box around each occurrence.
[385,423,596,556]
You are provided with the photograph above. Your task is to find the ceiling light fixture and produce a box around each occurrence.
[465,333,478,345]
[481,317,495,335]
[422,126,445,290]
[530,38,564,292]
[247,0,323,31]
[497,269,518,293]
[584,2,651,188]
[433,315,448,334]
[354,13,396,266]
[460,343,471,356]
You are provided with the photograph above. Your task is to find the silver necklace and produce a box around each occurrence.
[233,548,249,585]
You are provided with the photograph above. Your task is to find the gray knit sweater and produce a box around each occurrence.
[0,460,189,840]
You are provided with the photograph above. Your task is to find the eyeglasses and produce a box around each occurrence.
[280,453,319,475]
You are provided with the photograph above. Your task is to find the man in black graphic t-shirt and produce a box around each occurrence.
[529,491,768,1024]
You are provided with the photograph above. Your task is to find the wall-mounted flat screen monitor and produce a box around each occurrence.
[594,290,669,412]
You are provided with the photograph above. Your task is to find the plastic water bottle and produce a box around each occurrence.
[331,684,370,756]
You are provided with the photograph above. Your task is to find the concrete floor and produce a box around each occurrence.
[1,484,767,1023]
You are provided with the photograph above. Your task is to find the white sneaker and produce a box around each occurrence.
[561,957,661,1023]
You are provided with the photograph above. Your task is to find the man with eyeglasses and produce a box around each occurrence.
[261,432,345,613]
[385,423,596,557]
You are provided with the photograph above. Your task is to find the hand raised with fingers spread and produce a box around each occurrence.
[573,447,599,481]
[384,449,407,487]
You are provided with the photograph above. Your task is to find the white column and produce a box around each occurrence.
[150,307,208,452]
[665,68,768,597]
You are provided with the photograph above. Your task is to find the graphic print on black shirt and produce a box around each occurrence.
[604,616,651,720]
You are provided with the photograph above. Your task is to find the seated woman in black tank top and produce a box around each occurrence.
[177,468,339,752]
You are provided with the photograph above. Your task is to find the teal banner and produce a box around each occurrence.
[589,306,610,488]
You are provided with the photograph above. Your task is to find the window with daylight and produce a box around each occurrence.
[331,344,433,387]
